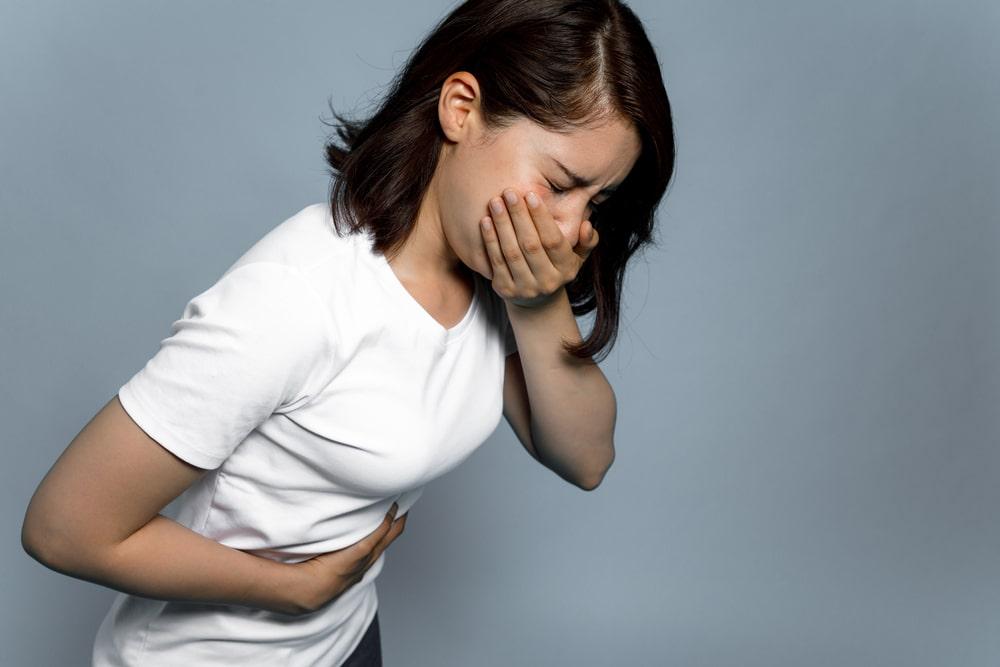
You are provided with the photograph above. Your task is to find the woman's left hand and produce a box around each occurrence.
[481,187,599,308]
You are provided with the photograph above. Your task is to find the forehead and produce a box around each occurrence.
[515,116,640,185]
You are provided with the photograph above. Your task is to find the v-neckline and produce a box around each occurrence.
[369,239,480,344]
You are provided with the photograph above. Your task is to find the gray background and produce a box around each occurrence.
[3,1,997,665]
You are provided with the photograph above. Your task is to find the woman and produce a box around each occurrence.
[21,0,675,664]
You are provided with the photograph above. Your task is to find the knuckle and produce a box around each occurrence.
[521,237,542,254]
[540,279,560,294]
[502,248,523,264]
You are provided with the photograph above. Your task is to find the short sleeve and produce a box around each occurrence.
[117,261,335,469]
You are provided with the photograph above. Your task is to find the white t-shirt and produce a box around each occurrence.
[92,202,517,666]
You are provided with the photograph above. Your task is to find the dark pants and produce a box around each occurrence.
[340,611,382,667]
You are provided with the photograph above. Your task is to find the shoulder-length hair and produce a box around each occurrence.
[322,0,676,363]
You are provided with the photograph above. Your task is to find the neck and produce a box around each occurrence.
[384,180,469,286]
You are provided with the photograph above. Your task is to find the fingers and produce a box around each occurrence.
[523,190,571,257]
[487,193,534,286]
[480,216,513,288]
[377,510,407,551]
[497,190,550,275]
[489,189,563,281]
[355,503,400,550]
[367,513,407,567]
[354,503,407,569]
[484,189,583,297]
[303,504,408,603]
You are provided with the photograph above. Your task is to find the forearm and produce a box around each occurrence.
[507,286,617,486]
[37,513,305,615]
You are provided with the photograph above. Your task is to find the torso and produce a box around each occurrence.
[96,202,514,666]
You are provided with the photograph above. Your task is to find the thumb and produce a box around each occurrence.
[574,220,598,258]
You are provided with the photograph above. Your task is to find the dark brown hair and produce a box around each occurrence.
[322,0,675,362]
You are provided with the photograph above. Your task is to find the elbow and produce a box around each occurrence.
[21,504,84,573]
[22,487,55,565]
[22,497,47,562]
[577,446,615,492]
[577,471,606,492]
[21,514,58,569]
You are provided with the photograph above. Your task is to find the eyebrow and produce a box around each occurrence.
[551,157,621,197]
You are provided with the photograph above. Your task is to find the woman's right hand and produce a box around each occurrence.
[288,502,408,615]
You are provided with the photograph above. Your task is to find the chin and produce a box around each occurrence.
[456,242,492,280]
[466,260,491,281]
[475,254,495,281]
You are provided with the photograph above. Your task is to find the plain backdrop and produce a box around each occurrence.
[2,1,998,665]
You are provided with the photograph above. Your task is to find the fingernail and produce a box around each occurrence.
[490,198,504,213]
[525,191,540,208]
[502,189,518,206]
[390,502,398,514]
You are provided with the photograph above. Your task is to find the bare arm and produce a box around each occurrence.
[502,289,616,490]
[501,350,541,463]
[480,186,616,490]
[21,395,307,615]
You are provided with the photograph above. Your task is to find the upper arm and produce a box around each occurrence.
[22,395,208,568]
[501,350,541,462]
[23,261,336,568]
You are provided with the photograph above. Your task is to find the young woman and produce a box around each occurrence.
[21,0,675,664]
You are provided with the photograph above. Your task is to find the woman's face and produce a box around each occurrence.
[432,73,642,280]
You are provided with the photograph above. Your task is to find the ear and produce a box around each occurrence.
[438,71,482,144]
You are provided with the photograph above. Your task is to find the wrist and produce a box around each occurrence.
[245,555,311,615]
[507,285,569,319]
[506,287,573,322]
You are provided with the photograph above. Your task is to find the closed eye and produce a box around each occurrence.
[546,180,605,213]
